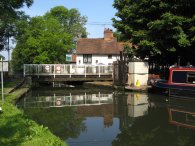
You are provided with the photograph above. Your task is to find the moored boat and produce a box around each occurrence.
[151,67,195,98]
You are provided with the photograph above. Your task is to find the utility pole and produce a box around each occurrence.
[1,58,4,103]
[0,58,4,113]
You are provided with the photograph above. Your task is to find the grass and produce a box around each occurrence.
[0,79,21,94]
[0,80,67,146]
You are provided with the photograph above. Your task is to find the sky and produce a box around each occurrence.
[21,0,117,38]
[2,0,117,60]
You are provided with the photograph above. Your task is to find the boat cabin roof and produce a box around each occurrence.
[170,67,195,72]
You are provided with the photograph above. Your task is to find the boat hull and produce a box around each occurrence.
[151,79,195,98]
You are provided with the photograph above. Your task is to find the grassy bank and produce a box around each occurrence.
[0,80,67,146]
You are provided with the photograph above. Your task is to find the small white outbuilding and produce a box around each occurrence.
[127,61,149,86]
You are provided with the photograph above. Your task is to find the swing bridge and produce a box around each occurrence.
[24,64,113,82]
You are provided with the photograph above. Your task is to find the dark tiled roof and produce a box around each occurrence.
[77,38,129,55]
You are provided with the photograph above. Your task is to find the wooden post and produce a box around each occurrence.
[113,60,127,86]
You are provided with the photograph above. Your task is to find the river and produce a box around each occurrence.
[17,85,195,146]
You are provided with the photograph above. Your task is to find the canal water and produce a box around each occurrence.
[17,86,195,146]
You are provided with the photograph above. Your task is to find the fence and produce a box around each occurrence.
[24,64,113,78]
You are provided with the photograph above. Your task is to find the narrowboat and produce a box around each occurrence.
[151,67,195,98]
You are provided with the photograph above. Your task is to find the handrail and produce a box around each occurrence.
[24,64,113,78]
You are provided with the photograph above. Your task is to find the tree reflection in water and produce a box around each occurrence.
[17,88,195,146]
[24,107,86,140]
[112,94,195,146]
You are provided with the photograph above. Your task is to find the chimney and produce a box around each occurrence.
[104,28,114,41]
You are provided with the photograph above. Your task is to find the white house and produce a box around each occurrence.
[76,28,131,65]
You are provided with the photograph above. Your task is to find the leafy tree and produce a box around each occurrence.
[45,6,87,39]
[113,0,195,65]
[12,16,73,71]
[0,0,33,51]
[12,6,87,72]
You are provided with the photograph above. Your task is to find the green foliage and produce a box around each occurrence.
[45,6,87,38]
[0,54,5,60]
[0,0,33,50]
[0,84,66,146]
[113,0,195,65]
[12,6,87,72]
[23,107,86,140]
[123,44,135,59]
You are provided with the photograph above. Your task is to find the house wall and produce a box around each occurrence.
[76,54,120,65]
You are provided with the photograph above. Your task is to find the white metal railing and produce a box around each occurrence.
[24,64,113,78]
[19,93,113,108]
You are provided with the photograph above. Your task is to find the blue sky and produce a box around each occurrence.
[21,0,117,38]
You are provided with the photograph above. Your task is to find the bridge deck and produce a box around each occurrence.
[24,64,113,82]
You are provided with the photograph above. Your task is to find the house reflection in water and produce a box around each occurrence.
[77,104,113,128]
[127,93,149,118]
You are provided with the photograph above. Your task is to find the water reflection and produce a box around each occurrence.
[127,93,149,117]
[17,89,195,146]
[112,95,195,146]
[167,98,195,130]
[18,91,113,108]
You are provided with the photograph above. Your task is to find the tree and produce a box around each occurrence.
[12,16,73,71]
[0,1,33,75]
[12,6,87,72]
[0,0,33,60]
[45,6,87,39]
[112,0,195,65]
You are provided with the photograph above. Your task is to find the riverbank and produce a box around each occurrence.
[84,81,151,92]
[0,80,66,146]
[83,81,113,89]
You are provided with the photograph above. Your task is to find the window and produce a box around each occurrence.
[96,60,98,64]
[187,72,195,84]
[83,54,92,64]
[172,71,187,83]
[108,55,112,59]
[66,54,72,62]
[172,71,195,84]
